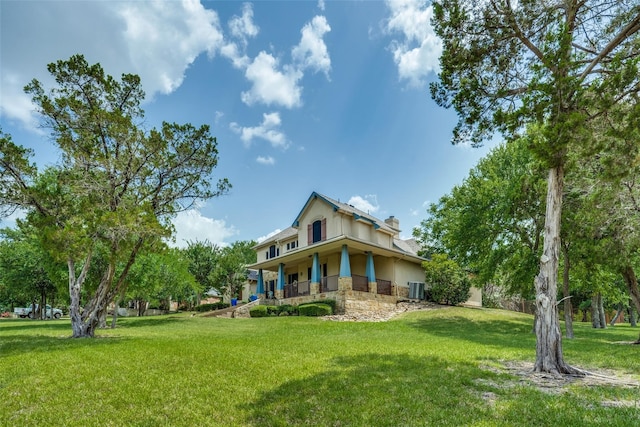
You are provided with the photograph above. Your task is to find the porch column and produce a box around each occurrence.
[366,251,377,294]
[339,245,351,277]
[257,269,266,299]
[311,252,320,295]
[276,263,285,299]
[339,244,353,291]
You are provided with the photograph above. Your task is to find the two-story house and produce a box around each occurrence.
[248,192,429,314]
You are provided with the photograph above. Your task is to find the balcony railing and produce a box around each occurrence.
[320,275,339,292]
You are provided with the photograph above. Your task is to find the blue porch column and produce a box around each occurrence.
[257,269,265,297]
[339,245,351,278]
[366,251,376,283]
[311,252,320,294]
[276,263,285,299]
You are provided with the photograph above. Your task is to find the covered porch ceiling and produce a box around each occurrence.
[249,235,425,272]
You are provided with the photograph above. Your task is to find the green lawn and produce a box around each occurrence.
[1,308,638,426]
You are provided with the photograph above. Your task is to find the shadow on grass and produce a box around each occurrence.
[242,353,499,426]
[242,352,636,426]
[0,333,127,359]
[113,315,186,329]
[406,314,537,352]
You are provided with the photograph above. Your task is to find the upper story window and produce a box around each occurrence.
[286,240,298,251]
[308,219,326,244]
[266,245,279,259]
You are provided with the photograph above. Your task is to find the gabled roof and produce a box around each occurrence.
[393,238,421,256]
[254,227,298,249]
[292,191,397,235]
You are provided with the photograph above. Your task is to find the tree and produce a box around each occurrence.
[414,137,545,296]
[431,0,640,374]
[210,240,257,300]
[422,254,471,306]
[0,225,65,317]
[0,55,230,337]
[183,240,220,305]
[125,248,197,317]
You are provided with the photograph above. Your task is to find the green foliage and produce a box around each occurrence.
[299,299,336,313]
[0,55,231,336]
[278,304,296,316]
[194,302,230,312]
[423,254,471,306]
[249,305,268,317]
[298,303,332,317]
[414,138,544,296]
[209,240,257,299]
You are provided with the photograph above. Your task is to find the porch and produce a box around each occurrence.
[282,275,393,298]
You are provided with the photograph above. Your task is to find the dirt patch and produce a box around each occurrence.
[481,360,639,400]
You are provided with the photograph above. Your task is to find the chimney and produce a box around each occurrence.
[385,216,400,236]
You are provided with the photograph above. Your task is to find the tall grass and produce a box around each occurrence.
[1,308,638,426]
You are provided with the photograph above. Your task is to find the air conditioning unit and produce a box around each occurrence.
[408,282,425,300]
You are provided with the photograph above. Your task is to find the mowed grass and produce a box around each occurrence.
[1,308,639,426]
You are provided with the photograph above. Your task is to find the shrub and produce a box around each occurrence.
[266,306,279,316]
[423,254,471,306]
[249,306,268,317]
[298,303,332,317]
[299,299,336,312]
[278,304,297,315]
[195,302,231,312]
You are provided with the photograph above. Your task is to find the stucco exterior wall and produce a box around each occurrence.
[393,259,426,289]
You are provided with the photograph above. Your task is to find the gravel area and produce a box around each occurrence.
[322,301,448,322]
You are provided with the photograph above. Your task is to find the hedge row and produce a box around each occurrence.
[194,302,231,312]
[249,300,335,317]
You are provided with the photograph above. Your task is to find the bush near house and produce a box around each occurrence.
[195,302,231,312]
[249,306,268,317]
[298,303,332,317]
[423,254,471,306]
[299,299,336,313]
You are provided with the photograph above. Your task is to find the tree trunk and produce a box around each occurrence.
[620,266,640,341]
[591,294,601,329]
[598,293,606,329]
[610,303,624,326]
[561,243,574,339]
[533,166,579,374]
[68,251,97,338]
[629,302,637,327]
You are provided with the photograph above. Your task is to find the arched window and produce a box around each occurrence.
[308,219,326,244]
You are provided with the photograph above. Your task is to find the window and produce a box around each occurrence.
[308,219,326,244]
[267,245,279,259]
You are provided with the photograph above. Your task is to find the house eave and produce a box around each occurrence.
[248,235,425,271]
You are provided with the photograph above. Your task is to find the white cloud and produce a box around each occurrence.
[230,112,289,148]
[1,0,224,130]
[385,0,441,87]
[118,0,224,94]
[256,155,276,165]
[241,52,303,108]
[170,208,238,248]
[292,16,332,77]
[220,3,257,69]
[318,0,326,11]
[256,228,282,243]
[409,208,419,216]
[348,195,380,214]
[228,2,259,43]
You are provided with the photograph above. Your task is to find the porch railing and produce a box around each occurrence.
[377,279,392,296]
[284,280,310,298]
[352,274,369,292]
[320,275,339,292]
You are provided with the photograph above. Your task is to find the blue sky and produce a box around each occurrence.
[0,0,496,246]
